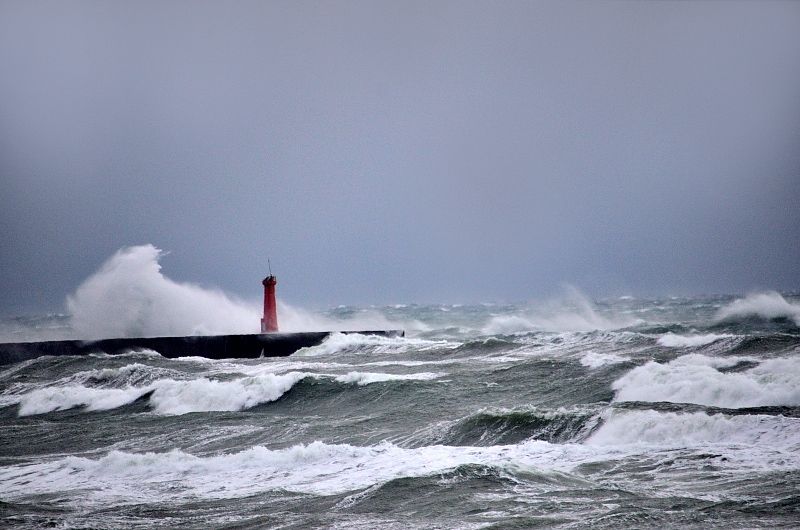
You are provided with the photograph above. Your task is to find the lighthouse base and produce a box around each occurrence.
[0,330,404,365]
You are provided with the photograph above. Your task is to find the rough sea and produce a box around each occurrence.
[0,252,798,529]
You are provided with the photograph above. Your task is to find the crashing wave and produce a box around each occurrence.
[5,365,447,416]
[588,409,800,447]
[657,333,731,348]
[612,354,800,407]
[716,292,800,326]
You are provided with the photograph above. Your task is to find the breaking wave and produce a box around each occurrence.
[406,406,602,447]
[334,371,444,386]
[16,386,146,416]
[588,409,800,448]
[612,354,800,407]
[716,291,800,326]
[4,366,446,416]
[580,351,626,368]
[2,409,797,503]
[657,333,731,348]
[294,332,455,356]
[14,371,307,416]
[0,440,588,501]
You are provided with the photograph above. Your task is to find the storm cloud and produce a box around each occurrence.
[1,0,799,313]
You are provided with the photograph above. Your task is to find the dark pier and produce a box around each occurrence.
[0,330,404,365]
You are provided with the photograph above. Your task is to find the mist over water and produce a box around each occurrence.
[1,246,799,528]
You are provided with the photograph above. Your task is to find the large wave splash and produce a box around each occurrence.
[65,245,413,339]
[716,291,800,326]
[67,245,259,339]
[483,286,638,334]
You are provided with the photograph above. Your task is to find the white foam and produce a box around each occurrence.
[613,354,800,407]
[362,359,464,367]
[7,366,449,415]
[17,386,147,416]
[0,357,46,381]
[580,351,626,368]
[224,360,356,376]
[294,332,454,356]
[333,371,445,386]
[3,411,798,505]
[589,410,800,447]
[146,372,309,415]
[0,439,597,501]
[3,402,800,505]
[657,333,730,348]
[13,372,310,416]
[73,362,185,387]
[716,291,800,326]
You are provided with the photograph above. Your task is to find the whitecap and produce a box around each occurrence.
[580,351,626,368]
[657,333,731,348]
[716,291,800,326]
[612,354,800,407]
[12,372,310,416]
[294,332,454,356]
[588,410,800,448]
[333,371,445,386]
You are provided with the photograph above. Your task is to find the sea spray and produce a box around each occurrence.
[67,245,258,339]
[65,245,418,339]
[483,285,639,334]
[716,291,800,326]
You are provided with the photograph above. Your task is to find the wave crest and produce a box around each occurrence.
[657,333,731,348]
[612,354,800,407]
[5,365,447,416]
[588,410,800,447]
[334,371,444,386]
[716,291,800,326]
[0,439,586,501]
[294,332,454,356]
[580,351,626,368]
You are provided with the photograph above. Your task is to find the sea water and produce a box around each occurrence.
[0,249,798,528]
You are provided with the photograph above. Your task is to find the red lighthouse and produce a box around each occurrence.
[261,275,278,333]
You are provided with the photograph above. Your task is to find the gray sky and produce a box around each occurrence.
[1,0,799,314]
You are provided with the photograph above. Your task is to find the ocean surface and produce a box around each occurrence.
[1,289,799,529]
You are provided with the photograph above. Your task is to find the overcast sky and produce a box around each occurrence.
[1,0,799,314]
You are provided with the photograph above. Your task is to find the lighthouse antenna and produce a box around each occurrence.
[268,259,272,276]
